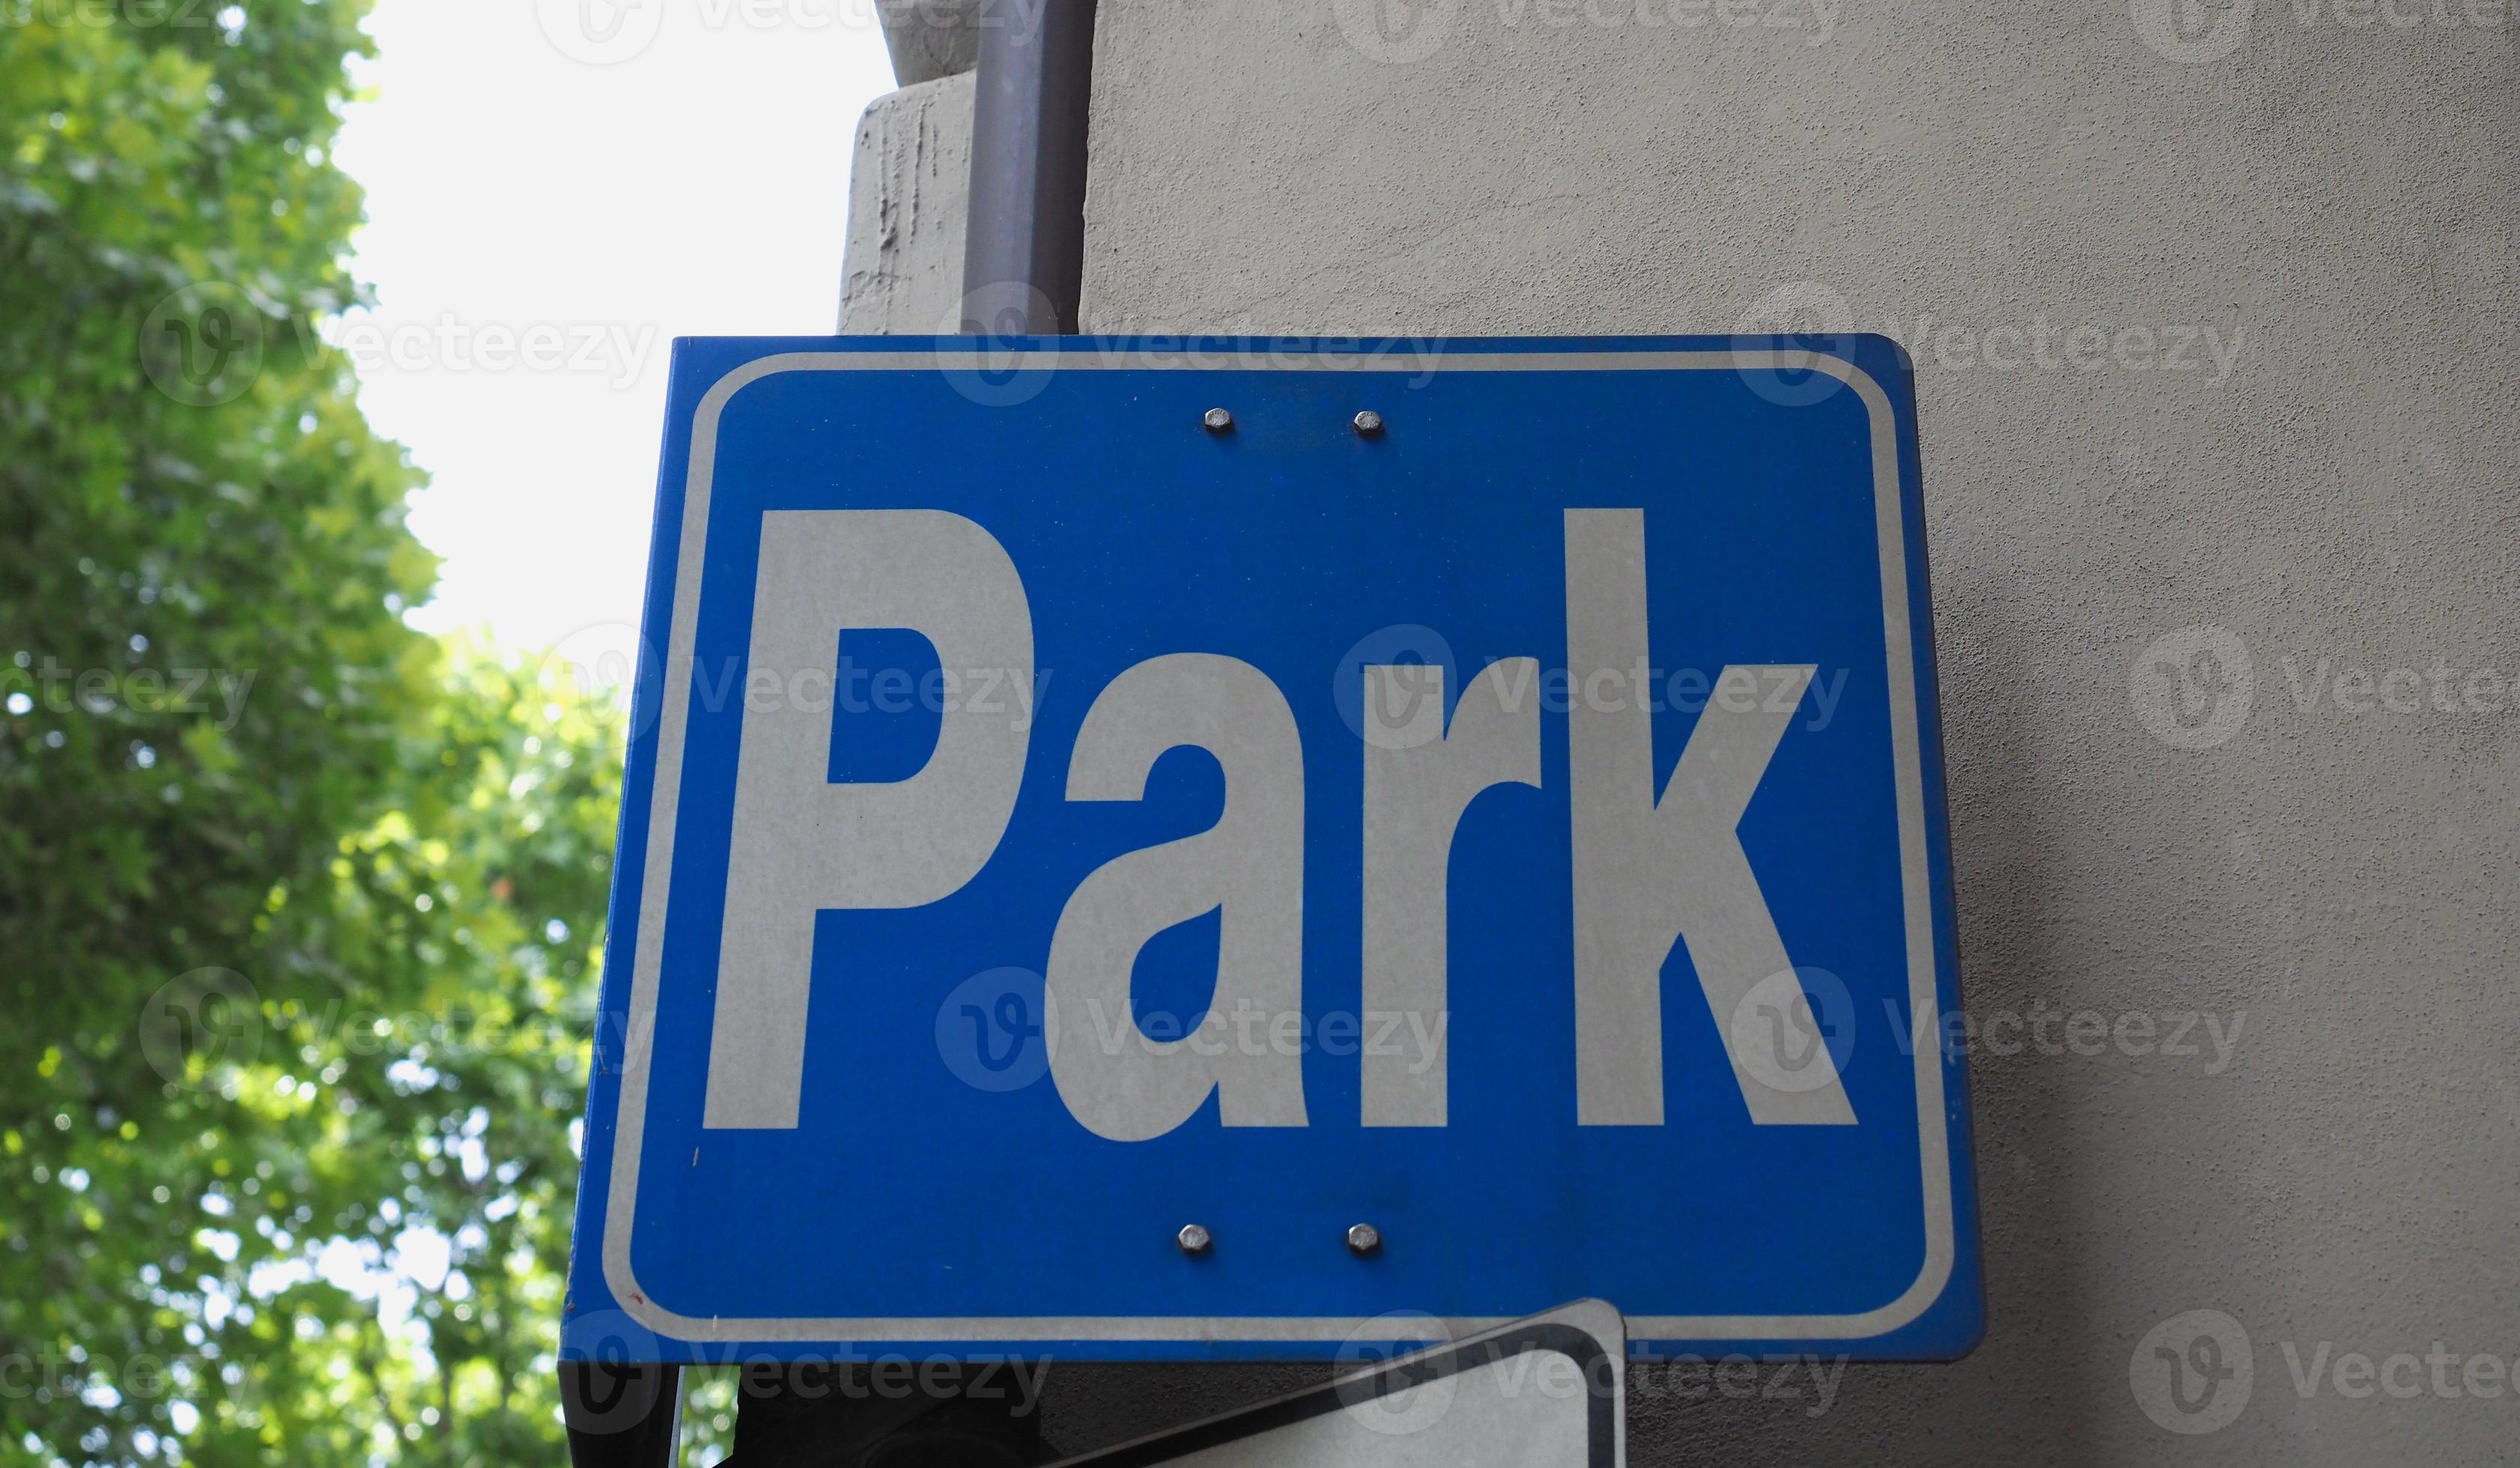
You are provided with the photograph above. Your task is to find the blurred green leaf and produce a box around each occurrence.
[0,7,655,1463]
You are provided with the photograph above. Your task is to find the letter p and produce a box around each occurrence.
[705,510,1033,1129]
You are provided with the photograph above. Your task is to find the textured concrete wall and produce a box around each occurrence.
[840,69,974,333]
[875,0,983,85]
[1053,1,2520,1464]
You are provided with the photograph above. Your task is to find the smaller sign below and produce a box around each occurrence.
[1052,1301,1625,1467]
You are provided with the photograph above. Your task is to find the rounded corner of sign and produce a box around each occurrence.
[690,353,828,437]
[1550,1299,1630,1353]
[1872,1231,1969,1346]
[1879,1264,1987,1364]
[597,1224,690,1344]
[1930,1292,1990,1363]
[1822,352,1909,432]
[1841,332,1916,377]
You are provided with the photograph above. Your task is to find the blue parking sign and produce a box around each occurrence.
[564,336,1982,1362]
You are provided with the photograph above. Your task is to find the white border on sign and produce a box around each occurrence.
[600,348,1954,1345]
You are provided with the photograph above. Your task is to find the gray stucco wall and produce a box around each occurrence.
[844,3,2520,1458]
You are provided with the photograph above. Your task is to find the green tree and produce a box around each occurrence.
[1,5,638,1462]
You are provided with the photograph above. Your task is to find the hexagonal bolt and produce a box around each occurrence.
[1345,1222,1382,1256]
[1352,410,1385,437]
[1203,407,1235,434]
[1177,1223,1214,1255]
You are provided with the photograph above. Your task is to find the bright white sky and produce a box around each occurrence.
[333,0,900,652]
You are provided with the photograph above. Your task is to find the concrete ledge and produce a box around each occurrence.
[877,0,982,85]
[840,70,976,334]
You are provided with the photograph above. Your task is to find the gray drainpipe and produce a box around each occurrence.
[960,0,1099,334]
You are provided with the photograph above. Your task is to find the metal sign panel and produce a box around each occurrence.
[563,336,1982,1363]
[1052,1301,1625,1467]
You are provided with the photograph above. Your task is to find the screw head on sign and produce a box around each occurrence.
[1203,407,1235,434]
[1177,1223,1214,1256]
[1352,410,1385,437]
[1346,1222,1382,1256]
